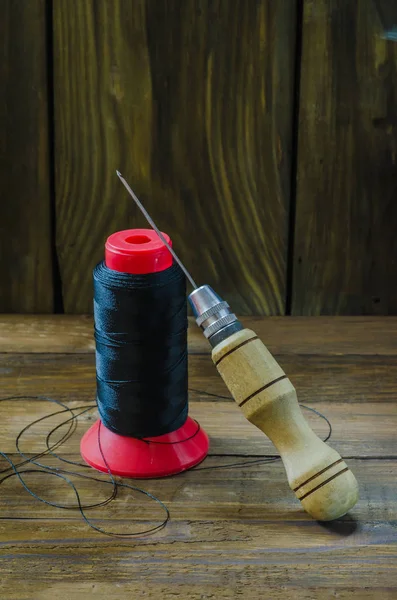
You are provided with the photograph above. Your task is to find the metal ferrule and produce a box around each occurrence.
[188,285,243,347]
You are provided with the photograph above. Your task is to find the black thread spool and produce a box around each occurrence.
[80,229,209,477]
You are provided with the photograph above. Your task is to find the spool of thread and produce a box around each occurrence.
[80,228,209,478]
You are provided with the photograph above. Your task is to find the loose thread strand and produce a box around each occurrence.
[0,391,333,537]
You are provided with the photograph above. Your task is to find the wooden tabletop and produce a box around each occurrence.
[0,316,396,599]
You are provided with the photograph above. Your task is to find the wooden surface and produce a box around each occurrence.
[2,314,397,354]
[0,0,53,313]
[0,316,396,598]
[53,0,296,315]
[293,0,397,315]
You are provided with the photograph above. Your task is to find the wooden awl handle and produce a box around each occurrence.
[212,328,359,521]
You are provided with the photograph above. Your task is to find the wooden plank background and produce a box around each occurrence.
[293,0,397,315]
[0,0,397,315]
[52,0,296,315]
[0,0,53,313]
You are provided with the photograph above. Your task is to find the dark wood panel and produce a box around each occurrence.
[293,0,397,315]
[0,1,53,312]
[0,460,396,597]
[53,0,296,314]
[2,315,397,355]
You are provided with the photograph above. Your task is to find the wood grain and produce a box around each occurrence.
[1,349,397,404]
[0,316,396,598]
[0,315,95,353]
[212,328,359,521]
[0,394,395,458]
[1,581,397,600]
[53,0,296,315]
[1,314,397,355]
[0,458,395,522]
[0,1,53,312]
[0,460,396,596]
[293,0,397,315]
[0,483,396,536]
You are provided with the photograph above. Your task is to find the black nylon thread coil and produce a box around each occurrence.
[93,261,188,438]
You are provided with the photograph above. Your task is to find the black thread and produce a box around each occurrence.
[0,391,333,537]
[93,261,188,437]
[0,396,169,537]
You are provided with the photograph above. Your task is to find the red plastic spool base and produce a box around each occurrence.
[80,228,209,478]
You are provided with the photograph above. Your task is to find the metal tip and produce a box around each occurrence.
[116,172,198,289]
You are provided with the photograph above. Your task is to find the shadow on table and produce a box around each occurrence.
[318,514,359,537]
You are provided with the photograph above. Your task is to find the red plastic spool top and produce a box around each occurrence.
[80,228,209,478]
[105,228,173,274]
